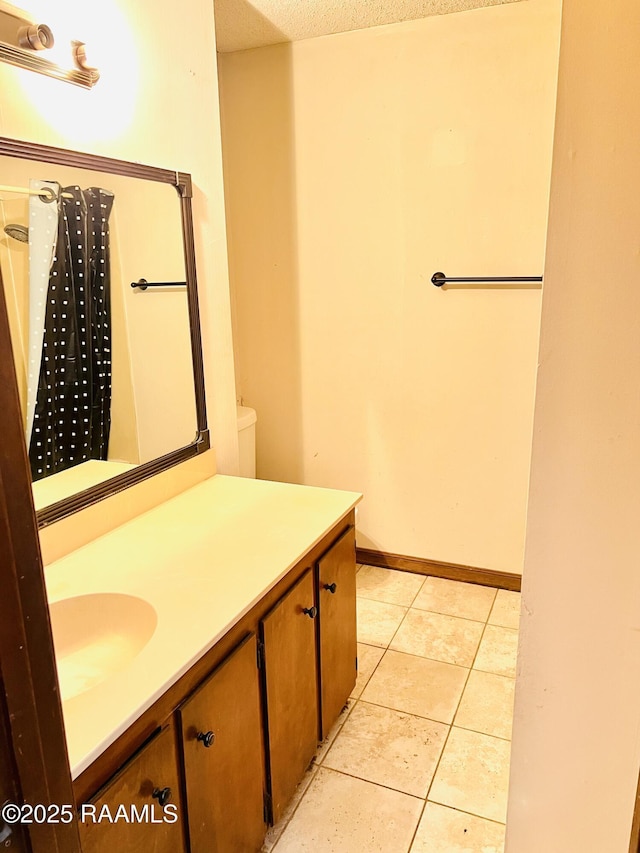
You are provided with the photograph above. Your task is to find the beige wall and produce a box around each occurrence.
[0,0,238,480]
[506,0,640,849]
[219,0,561,574]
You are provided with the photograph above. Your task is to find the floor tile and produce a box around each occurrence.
[429,727,511,823]
[272,766,423,852]
[474,625,518,678]
[262,764,318,852]
[361,649,467,724]
[314,700,354,765]
[390,609,484,667]
[351,643,385,699]
[413,578,497,622]
[410,802,505,853]
[488,590,521,630]
[356,565,425,607]
[323,701,448,797]
[357,598,407,648]
[454,670,515,740]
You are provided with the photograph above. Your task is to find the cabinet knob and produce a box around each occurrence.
[324,582,337,594]
[197,730,215,748]
[302,606,317,619]
[152,787,172,807]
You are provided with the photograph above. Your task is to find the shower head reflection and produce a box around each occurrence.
[3,224,29,243]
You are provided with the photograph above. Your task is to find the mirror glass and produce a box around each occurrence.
[0,152,200,515]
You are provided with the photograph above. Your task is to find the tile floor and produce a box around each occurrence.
[263,565,520,853]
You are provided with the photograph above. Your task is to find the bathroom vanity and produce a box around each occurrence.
[44,475,361,852]
[0,135,362,853]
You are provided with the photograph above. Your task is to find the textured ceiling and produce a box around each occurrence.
[215,0,524,53]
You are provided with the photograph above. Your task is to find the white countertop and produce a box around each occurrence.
[44,474,361,779]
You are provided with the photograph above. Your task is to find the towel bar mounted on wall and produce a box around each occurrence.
[431,271,543,287]
[131,278,187,291]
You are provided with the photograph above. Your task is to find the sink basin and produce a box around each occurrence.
[48,593,158,701]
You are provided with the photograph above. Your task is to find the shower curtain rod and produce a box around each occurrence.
[0,183,74,200]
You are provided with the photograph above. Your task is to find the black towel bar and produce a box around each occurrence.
[131,278,187,291]
[431,271,543,287]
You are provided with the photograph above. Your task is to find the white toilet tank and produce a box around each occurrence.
[236,405,257,478]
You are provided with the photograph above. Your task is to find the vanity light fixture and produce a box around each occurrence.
[0,2,99,88]
[17,21,53,50]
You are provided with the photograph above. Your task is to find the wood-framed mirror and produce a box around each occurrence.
[0,136,209,528]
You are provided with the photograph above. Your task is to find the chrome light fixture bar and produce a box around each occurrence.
[0,3,99,89]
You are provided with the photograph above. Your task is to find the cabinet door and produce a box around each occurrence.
[179,633,265,853]
[317,526,357,738]
[261,569,318,824]
[79,723,186,853]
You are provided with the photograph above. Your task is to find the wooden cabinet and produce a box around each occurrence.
[261,569,318,824]
[75,514,357,852]
[79,724,186,853]
[179,634,265,853]
[316,526,357,739]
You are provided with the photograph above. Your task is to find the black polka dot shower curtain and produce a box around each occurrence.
[27,182,114,482]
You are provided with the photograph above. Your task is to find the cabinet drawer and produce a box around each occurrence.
[261,568,318,824]
[179,633,265,853]
[78,723,186,853]
[317,526,357,738]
